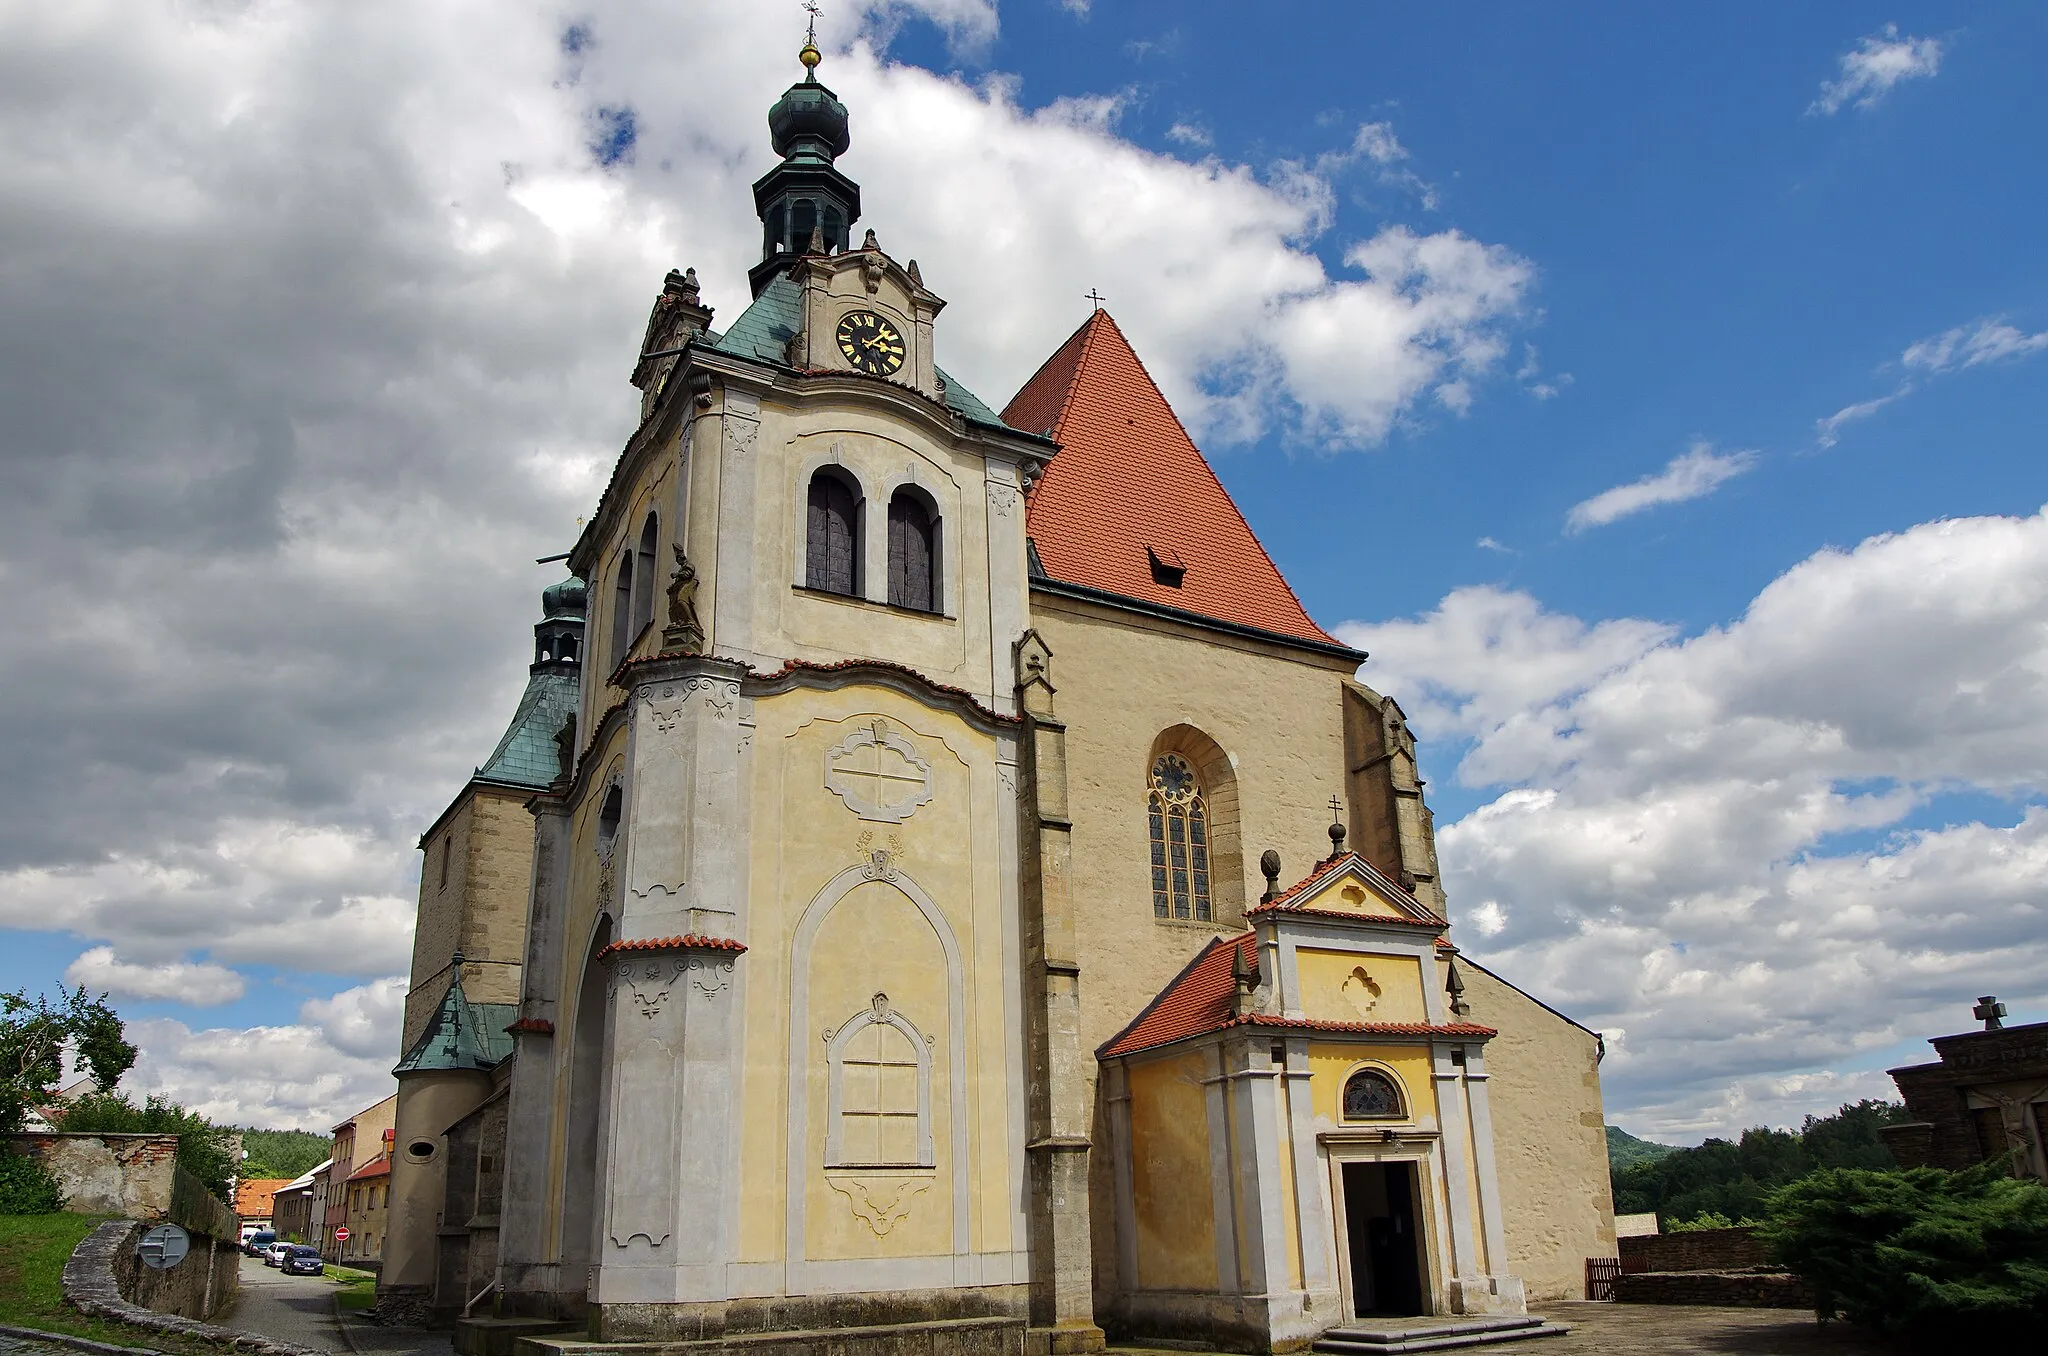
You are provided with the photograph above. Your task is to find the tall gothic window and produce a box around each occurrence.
[630,513,658,638]
[608,547,633,670]
[887,490,938,612]
[1342,1068,1404,1121]
[1148,752,1211,921]
[806,471,861,596]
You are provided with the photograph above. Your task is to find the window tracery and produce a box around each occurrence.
[1342,1067,1404,1121]
[1148,752,1211,921]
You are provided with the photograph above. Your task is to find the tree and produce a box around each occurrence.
[1610,1100,1912,1224]
[0,986,137,1137]
[1763,1162,2048,1345]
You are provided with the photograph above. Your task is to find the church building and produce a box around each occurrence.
[389,39,1615,1356]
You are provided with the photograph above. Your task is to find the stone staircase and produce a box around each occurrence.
[1310,1314,1570,1354]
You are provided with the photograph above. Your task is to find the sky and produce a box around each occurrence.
[0,1,2043,1143]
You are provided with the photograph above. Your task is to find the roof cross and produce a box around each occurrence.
[1085,287,1106,310]
[1975,995,2007,1031]
[803,0,822,44]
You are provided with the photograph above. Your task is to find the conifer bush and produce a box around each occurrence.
[1762,1161,2048,1345]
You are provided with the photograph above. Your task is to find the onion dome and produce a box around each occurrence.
[541,576,587,619]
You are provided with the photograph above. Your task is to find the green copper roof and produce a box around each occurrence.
[476,669,578,789]
[393,970,516,1075]
[708,273,1014,432]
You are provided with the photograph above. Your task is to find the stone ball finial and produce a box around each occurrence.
[799,40,822,73]
[1260,850,1280,884]
[1329,818,1347,852]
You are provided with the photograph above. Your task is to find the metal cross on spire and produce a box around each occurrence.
[1085,288,1106,310]
[803,0,822,45]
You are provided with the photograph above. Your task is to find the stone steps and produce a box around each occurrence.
[1311,1314,1570,1354]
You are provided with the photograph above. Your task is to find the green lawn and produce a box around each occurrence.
[0,1212,236,1354]
[327,1263,377,1310]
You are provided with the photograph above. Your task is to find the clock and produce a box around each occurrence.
[835,310,907,376]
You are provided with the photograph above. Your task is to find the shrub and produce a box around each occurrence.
[0,1150,64,1214]
[1667,1210,1761,1232]
[1763,1162,2048,1345]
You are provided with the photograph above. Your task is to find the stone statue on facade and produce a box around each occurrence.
[662,544,705,653]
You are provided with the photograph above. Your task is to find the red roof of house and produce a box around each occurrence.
[1002,310,1345,649]
[234,1178,292,1216]
[346,1153,391,1183]
[1096,932,1492,1060]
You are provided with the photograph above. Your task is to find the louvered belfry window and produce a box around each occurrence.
[806,472,860,595]
[1148,753,1211,921]
[887,491,937,611]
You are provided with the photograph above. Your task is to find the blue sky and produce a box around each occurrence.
[0,1,2043,1137]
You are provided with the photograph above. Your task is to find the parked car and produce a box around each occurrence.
[263,1240,293,1267]
[243,1231,275,1257]
[279,1245,323,1277]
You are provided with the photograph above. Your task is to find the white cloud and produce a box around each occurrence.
[1811,24,1943,116]
[1813,316,2046,448]
[0,1,1534,1009]
[1475,536,1515,555]
[1165,121,1211,148]
[1815,387,1909,448]
[1340,507,2048,1136]
[1902,317,2048,373]
[1564,443,1757,533]
[64,946,246,1007]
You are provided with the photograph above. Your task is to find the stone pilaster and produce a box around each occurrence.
[499,792,571,1313]
[1014,632,1104,1354]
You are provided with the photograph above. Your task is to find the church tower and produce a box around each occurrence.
[495,38,1065,1350]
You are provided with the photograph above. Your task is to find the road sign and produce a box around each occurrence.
[334,1226,351,1242]
[138,1223,190,1270]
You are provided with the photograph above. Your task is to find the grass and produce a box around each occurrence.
[0,1212,240,1356]
[328,1264,377,1311]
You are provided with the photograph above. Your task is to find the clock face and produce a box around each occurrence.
[835,310,907,376]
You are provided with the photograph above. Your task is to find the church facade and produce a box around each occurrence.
[390,42,1614,1355]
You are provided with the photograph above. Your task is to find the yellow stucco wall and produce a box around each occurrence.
[1305,1044,1436,1127]
[1453,960,1615,1301]
[1294,950,1430,1028]
[1125,1049,1215,1292]
[733,684,1015,1268]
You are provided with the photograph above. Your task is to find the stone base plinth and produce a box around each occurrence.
[517,1315,1024,1356]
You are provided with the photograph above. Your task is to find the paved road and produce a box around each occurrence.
[229,1255,345,1352]
[0,1335,84,1356]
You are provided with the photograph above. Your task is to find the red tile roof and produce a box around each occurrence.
[597,934,747,960]
[346,1153,391,1183]
[1002,311,1344,649]
[234,1178,292,1217]
[1097,931,1490,1060]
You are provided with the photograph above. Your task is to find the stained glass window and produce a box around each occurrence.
[1342,1068,1403,1120]
[1148,753,1210,921]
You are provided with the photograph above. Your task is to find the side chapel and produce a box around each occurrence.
[385,40,1616,1356]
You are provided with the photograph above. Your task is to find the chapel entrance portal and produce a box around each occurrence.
[1342,1160,1425,1318]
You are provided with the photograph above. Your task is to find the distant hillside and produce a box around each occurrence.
[238,1127,330,1180]
[1607,1124,1677,1173]
[1609,1100,1908,1224]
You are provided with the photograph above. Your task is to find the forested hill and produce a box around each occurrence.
[238,1127,330,1180]
[1606,1124,1677,1173]
[1609,1099,1910,1224]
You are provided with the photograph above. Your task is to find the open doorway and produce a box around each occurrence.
[1342,1160,1425,1318]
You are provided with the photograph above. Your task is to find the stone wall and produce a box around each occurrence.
[1613,1270,1811,1308]
[1618,1226,1768,1274]
[66,1219,323,1355]
[6,1132,180,1216]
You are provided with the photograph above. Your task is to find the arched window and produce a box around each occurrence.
[609,548,633,670]
[1148,752,1211,921]
[806,471,861,596]
[631,514,658,638]
[887,489,939,612]
[825,993,933,1168]
[1342,1068,1404,1121]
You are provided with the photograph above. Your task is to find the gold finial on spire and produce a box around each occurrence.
[799,2,823,74]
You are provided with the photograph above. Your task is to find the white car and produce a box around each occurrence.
[263,1240,293,1267]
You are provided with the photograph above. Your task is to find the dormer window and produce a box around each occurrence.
[1147,545,1185,589]
[806,470,862,596]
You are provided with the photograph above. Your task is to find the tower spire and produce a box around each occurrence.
[750,8,861,297]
